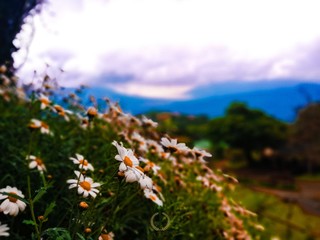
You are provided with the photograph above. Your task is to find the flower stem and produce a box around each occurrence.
[27,175,41,240]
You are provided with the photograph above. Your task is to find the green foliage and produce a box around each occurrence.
[0,82,262,239]
[209,102,288,164]
[146,112,210,145]
[232,186,320,240]
[287,103,320,173]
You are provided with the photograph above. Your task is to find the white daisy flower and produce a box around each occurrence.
[124,169,142,183]
[98,231,115,240]
[141,115,158,128]
[160,137,189,153]
[107,100,122,114]
[69,154,94,171]
[192,147,212,162]
[53,104,73,122]
[28,119,52,135]
[139,157,161,175]
[79,116,89,129]
[86,106,98,118]
[38,93,51,109]
[27,155,47,172]
[146,140,164,155]
[112,141,139,171]
[0,186,26,216]
[131,132,146,145]
[131,132,148,153]
[0,222,9,237]
[143,189,163,207]
[139,175,153,189]
[67,171,100,198]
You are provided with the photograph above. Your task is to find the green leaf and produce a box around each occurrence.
[44,201,56,218]
[33,187,47,203]
[33,182,53,203]
[42,227,72,240]
[23,219,36,226]
[0,192,29,204]
[76,233,86,240]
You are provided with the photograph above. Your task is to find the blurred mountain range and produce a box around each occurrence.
[80,81,320,122]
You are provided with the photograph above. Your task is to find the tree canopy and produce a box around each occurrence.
[209,102,288,164]
[287,103,320,173]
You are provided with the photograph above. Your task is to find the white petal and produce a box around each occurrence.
[69,157,78,163]
[82,191,89,198]
[0,199,9,209]
[10,204,19,216]
[91,183,100,188]
[153,198,163,207]
[66,179,77,184]
[91,188,100,193]
[88,164,94,171]
[119,163,127,172]
[74,171,81,178]
[78,187,84,195]
[68,184,77,189]
[89,191,97,198]
[75,154,83,160]
[29,161,37,169]
[0,194,7,200]
[27,155,36,160]
[17,200,26,211]
[85,177,93,184]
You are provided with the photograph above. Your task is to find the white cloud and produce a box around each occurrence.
[15,0,320,99]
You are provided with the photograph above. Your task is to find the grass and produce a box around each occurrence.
[296,174,320,181]
[232,186,320,240]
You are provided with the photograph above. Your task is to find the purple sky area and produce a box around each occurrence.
[14,0,320,99]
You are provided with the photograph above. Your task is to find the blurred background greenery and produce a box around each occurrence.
[146,101,320,240]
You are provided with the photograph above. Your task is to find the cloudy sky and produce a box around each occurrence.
[14,0,320,99]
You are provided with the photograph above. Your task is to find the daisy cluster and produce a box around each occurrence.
[0,68,263,239]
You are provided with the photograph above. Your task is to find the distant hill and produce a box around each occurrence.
[81,81,320,122]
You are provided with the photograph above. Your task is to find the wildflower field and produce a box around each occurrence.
[0,69,266,239]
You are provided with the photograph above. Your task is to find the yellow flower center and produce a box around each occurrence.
[79,159,88,166]
[100,234,111,240]
[150,194,157,202]
[79,201,89,209]
[135,166,144,173]
[80,181,91,191]
[8,192,18,203]
[54,105,63,112]
[87,107,97,116]
[154,184,162,192]
[35,158,43,166]
[144,165,150,172]
[149,161,155,167]
[41,98,50,105]
[124,156,133,167]
[41,122,49,129]
[28,123,39,129]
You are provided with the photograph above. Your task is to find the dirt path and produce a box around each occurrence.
[250,180,320,216]
[224,168,320,216]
